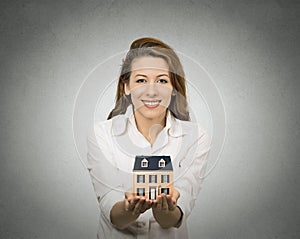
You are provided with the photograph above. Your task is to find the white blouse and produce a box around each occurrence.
[87,106,211,239]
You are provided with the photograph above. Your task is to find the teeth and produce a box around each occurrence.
[143,101,160,106]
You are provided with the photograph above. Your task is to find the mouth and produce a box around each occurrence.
[141,100,162,108]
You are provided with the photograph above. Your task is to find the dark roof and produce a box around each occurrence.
[133,155,173,171]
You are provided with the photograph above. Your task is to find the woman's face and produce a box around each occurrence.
[126,56,173,122]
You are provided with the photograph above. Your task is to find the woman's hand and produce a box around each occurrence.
[152,189,180,211]
[124,190,152,215]
[110,189,152,230]
[152,189,182,229]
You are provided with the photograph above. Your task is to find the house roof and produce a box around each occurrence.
[133,155,173,171]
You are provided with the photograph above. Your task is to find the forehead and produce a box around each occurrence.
[131,56,169,73]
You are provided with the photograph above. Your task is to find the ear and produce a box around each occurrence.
[124,83,130,95]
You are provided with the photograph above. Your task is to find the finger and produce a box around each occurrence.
[140,200,148,213]
[146,199,152,208]
[124,199,130,211]
[127,202,135,211]
[175,189,180,199]
[133,198,144,215]
[166,195,176,211]
[140,199,152,213]
[125,194,133,204]
[128,197,139,211]
[161,194,168,211]
[172,189,180,203]
[156,195,162,210]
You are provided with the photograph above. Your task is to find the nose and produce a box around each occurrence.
[145,83,158,97]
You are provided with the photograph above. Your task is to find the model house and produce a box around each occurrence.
[133,155,173,200]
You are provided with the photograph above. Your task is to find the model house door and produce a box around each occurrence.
[149,187,156,200]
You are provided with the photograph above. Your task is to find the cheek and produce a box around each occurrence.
[159,87,173,99]
[130,86,145,99]
[130,87,144,109]
[158,87,173,108]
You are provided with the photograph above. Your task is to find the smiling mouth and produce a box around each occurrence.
[142,100,162,108]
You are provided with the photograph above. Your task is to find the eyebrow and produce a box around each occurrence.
[134,73,170,78]
[157,74,169,78]
[135,74,147,78]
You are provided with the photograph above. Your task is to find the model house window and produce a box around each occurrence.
[161,175,170,183]
[137,188,145,196]
[149,175,157,183]
[161,188,169,195]
[141,158,148,167]
[158,159,165,167]
[137,175,145,183]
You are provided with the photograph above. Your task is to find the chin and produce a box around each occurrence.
[138,107,167,120]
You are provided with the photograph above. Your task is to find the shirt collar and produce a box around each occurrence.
[111,105,186,137]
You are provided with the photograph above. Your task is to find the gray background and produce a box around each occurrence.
[1,0,299,238]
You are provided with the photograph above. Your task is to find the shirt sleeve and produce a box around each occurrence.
[86,123,124,225]
[174,127,212,219]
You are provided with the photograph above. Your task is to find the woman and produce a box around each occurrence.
[87,37,211,238]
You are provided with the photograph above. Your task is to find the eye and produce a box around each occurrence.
[157,79,168,84]
[136,79,147,83]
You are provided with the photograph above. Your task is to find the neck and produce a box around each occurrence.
[134,111,167,145]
